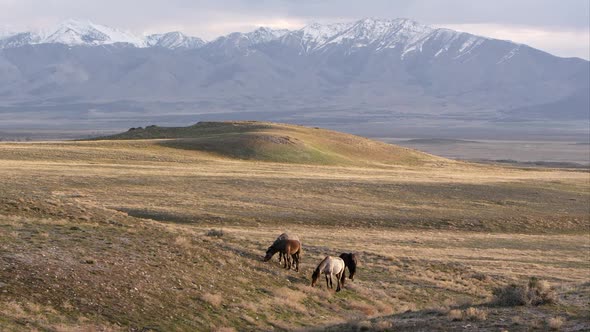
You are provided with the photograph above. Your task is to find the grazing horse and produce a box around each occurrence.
[263,239,301,271]
[311,256,346,292]
[339,253,358,281]
[274,233,300,265]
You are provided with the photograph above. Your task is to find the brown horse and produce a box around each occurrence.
[339,253,358,281]
[274,233,300,265]
[263,239,301,271]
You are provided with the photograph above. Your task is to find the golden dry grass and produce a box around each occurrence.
[0,139,587,232]
[0,137,588,331]
[548,316,565,330]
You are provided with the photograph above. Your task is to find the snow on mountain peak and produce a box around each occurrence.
[146,31,205,49]
[290,18,436,53]
[40,19,146,47]
[298,21,353,50]
[208,26,290,50]
[0,17,498,59]
[246,27,290,43]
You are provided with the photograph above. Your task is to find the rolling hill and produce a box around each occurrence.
[96,121,446,166]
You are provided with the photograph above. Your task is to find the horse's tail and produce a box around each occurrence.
[340,265,346,286]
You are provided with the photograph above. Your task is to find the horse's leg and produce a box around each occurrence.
[286,252,292,269]
[283,252,288,269]
[336,272,342,292]
[293,253,299,272]
[325,274,330,289]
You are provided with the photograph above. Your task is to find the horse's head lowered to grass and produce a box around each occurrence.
[311,267,320,287]
[263,244,278,262]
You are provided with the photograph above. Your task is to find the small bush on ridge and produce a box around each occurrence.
[493,277,557,307]
[206,229,224,237]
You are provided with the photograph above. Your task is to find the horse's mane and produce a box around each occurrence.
[313,255,331,275]
[340,253,357,264]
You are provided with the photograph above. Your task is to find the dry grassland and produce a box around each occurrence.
[0,139,588,331]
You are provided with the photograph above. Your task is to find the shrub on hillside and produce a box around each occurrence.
[527,278,558,305]
[547,317,564,330]
[464,307,487,321]
[493,277,557,306]
[447,307,487,321]
[206,229,224,237]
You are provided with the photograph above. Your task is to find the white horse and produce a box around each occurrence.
[274,233,300,264]
[311,256,346,292]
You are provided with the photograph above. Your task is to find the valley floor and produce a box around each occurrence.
[0,140,588,331]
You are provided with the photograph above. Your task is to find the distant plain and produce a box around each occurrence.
[387,138,590,167]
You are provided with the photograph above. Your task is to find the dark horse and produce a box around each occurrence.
[273,233,299,265]
[339,253,358,281]
[263,239,301,271]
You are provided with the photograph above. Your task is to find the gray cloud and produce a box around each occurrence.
[0,0,588,58]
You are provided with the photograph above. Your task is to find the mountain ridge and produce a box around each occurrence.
[0,17,587,138]
[2,17,580,61]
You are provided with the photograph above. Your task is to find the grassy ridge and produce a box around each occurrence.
[95,121,445,166]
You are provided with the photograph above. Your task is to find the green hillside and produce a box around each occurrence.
[95,121,447,166]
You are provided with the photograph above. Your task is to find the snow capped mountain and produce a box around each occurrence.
[340,18,436,51]
[0,19,147,48]
[39,19,147,47]
[206,26,289,50]
[277,18,496,59]
[0,32,38,48]
[299,18,435,51]
[0,17,506,59]
[200,17,493,59]
[0,19,206,49]
[245,27,289,44]
[0,19,148,48]
[0,17,587,134]
[293,22,354,52]
[146,32,205,49]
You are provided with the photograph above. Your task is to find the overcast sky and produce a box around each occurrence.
[1,0,588,59]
